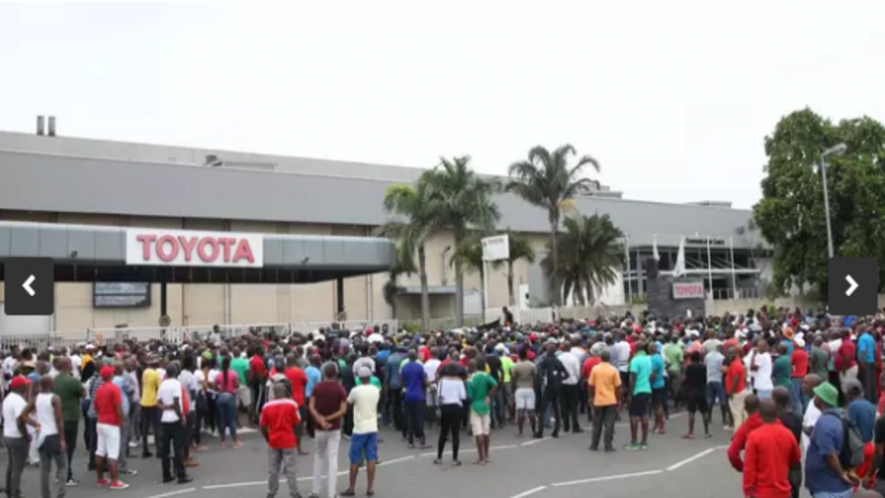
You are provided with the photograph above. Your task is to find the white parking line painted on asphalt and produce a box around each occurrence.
[376,455,417,467]
[145,488,197,498]
[509,485,548,498]
[520,437,549,447]
[203,480,267,490]
[550,469,663,487]
[665,447,716,471]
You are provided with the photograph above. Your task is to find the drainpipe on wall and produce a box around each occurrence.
[441,246,451,285]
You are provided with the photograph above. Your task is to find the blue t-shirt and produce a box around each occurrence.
[847,399,877,443]
[400,361,427,402]
[857,333,876,364]
[805,409,852,494]
[650,354,666,390]
[386,353,404,389]
[305,366,322,398]
[629,352,653,395]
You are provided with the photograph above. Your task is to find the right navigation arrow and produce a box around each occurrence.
[846,274,859,297]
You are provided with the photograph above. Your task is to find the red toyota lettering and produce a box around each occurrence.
[197,237,219,262]
[178,236,198,262]
[136,234,157,261]
[232,239,255,263]
[156,235,179,262]
[218,237,235,262]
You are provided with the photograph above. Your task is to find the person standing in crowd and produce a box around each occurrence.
[790,337,809,415]
[864,382,885,495]
[705,344,730,430]
[467,357,498,464]
[558,342,582,434]
[626,341,652,450]
[85,360,105,472]
[283,354,309,456]
[24,375,67,498]
[512,347,537,437]
[5,376,34,498]
[535,343,567,438]
[261,382,301,498]
[684,351,711,439]
[498,346,514,425]
[728,394,762,472]
[157,362,192,485]
[649,342,667,434]
[140,356,162,458]
[385,346,406,433]
[773,386,803,498]
[750,339,774,399]
[341,367,380,497]
[436,360,467,465]
[310,362,347,498]
[663,335,684,411]
[124,359,141,451]
[93,366,128,490]
[178,356,200,469]
[615,333,632,405]
[845,379,877,485]
[304,355,323,440]
[805,381,855,498]
[111,362,137,477]
[801,374,823,458]
[588,350,620,452]
[809,336,829,381]
[858,327,878,405]
[53,357,83,487]
[400,350,429,448]
[836,330,859,384]
[229,348,251,428]
[249,346,268,425]
[215,356,243,449]
[742,398,801,498]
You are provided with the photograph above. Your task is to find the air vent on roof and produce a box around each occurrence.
[48,116,56,137]
[205,154,223,167]
[36,116,45,136]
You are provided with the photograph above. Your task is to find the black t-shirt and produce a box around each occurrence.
[538,356,567,392]
[875,416,885,479]
[487,356,503,384]
[779,412,803,446]
[684,363,707,393]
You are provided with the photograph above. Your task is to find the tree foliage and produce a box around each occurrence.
[753,108,885,297]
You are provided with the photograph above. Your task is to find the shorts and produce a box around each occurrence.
[236,385,251,408]
[514,388,536,411]
[706,381,726,407]
[427,385,438,408]
[95,423,120,460]
[629,393,651,417]
[470,412,491,436]
[651,388,666,408]
[349,432,378,464]
[687,391,709,414]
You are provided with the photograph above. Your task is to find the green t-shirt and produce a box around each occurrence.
[629,352,653,395]
[467,372,498,415]
[230,357,250,384]
[663,343,684,375]
[773,355,792,388]
[356,376,382,389]
[54,372,85,422]
[810,347,829,379]
[500,356,514,383]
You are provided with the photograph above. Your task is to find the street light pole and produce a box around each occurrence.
[820,143,847,259]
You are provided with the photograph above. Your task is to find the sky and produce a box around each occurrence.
[1,0,883,210]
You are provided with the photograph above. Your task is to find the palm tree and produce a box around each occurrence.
[450,236,503,322]
[500,229,536,306]
[374,180,442,330]
[381,241,417,319]
[507,145,600,305]
[422,156,500,326]
[541,213,624,306]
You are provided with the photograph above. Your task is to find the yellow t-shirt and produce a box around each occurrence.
[141,368,161,407]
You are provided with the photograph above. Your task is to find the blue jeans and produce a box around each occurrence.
[217,392,237,440]
[790,378,808,415]
[812,490,853,498]
[756,389,772,400]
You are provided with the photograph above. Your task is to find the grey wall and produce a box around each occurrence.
[0,150,756,248]
[646,275,706,319]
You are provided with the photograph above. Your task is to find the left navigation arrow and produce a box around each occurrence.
[22,275,36,297]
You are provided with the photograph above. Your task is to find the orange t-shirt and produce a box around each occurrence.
[588,362,621,407]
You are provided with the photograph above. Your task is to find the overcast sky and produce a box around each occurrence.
[1,1,883,209]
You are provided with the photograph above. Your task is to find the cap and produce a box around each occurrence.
[357,366,372,378]
[100,365,115,380]
[813,382,840,407]
[844,378,864,396]
[9,376,30,390]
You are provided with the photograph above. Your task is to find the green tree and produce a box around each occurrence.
[501,229,536,306]
[381,241,417,319]
[753,109,885,297]
[422,156,500,326]
[507,145,600,305]
[449,235,503,321]
[375,180,442,330]
[541,214,624,306]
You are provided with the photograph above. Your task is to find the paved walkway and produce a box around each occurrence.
[6,413,759,498]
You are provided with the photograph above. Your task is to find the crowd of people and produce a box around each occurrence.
[1,308,885,498]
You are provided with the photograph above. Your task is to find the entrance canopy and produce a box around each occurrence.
[0,221,395,283]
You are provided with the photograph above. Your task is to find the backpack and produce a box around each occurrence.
[824,412,865,468]
[266,374,292,401]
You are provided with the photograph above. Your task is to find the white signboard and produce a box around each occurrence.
[125,229,264,268]
[481,234,510,262]
[672,282,705,300]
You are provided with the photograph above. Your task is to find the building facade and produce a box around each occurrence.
[0,128,760,334]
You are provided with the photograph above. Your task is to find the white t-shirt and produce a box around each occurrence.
[616,342,631,372]
[207,369,219,393]
[347,384,380,434]
[558,352,581,385]
[353,357,376,374]
[3,393,27,438]
[802,400,822,458]
[178,371,198,413]
[157,378,184,423]
[753,352,774,390]
[423,359,441,382]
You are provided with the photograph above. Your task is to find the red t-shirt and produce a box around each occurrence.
[836,340,857,371]
[582,356,602,379]
[418,346,431,363]
[310,380,348,430]
[260,399,301,449]
[743,423,801,498]
[95,382,122,426]
[284,367,308,407]
[250,356,268,382]
[725,359,747,395]
[790,349,808,378]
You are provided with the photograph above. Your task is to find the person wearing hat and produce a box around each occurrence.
[790,336,809,415]
[341,366,380,497]
[3,375,36,498]
[805,382,855,497]
[93,365,128,489]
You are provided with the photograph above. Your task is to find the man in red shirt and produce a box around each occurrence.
[283,354,309,456]
[260,383,301,498]
[250,348,269,425]
[743,399,801,498]
[728,394,766,472]
[835,330,858,382]
[725,349,749,428]
[94,366,128,490]
[790,337,809,415]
